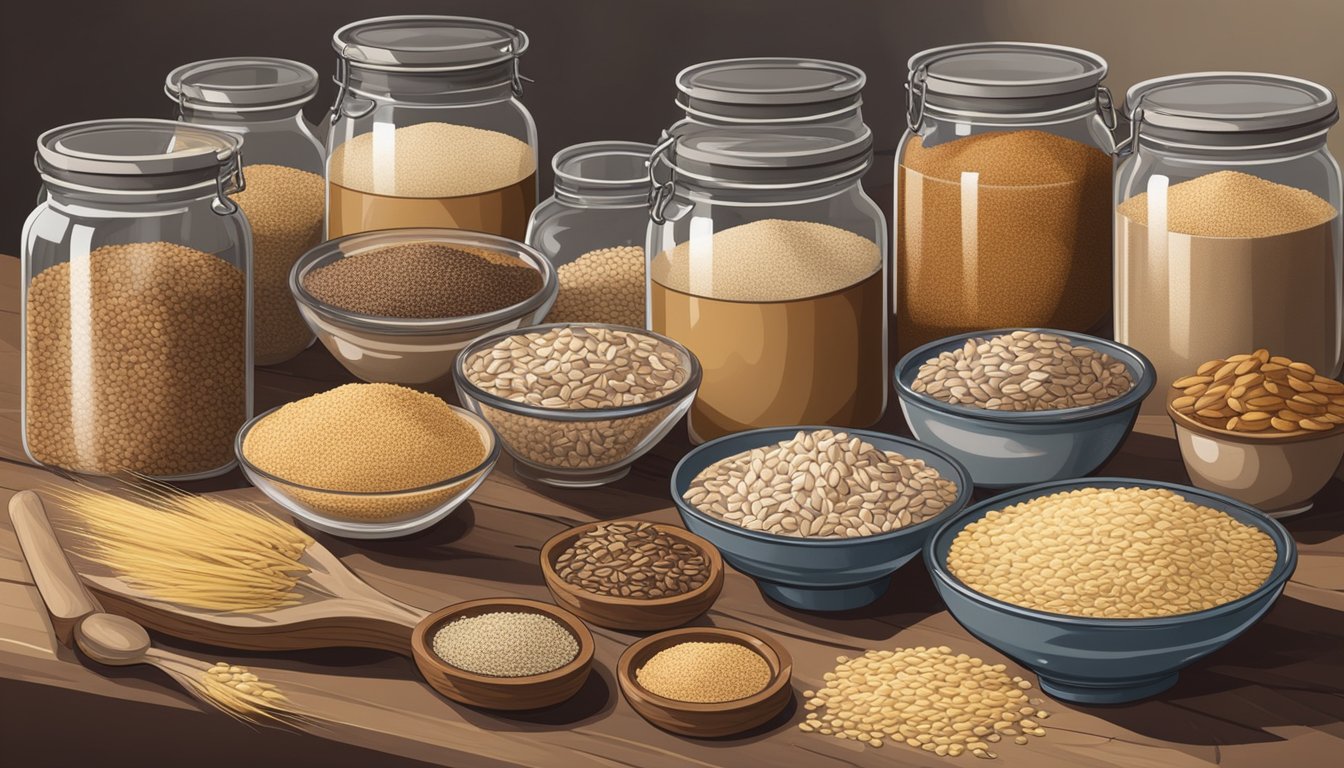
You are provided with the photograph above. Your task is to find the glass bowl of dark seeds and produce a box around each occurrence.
[290,228,557,385]
[894,328,1155,489]
[539,519,725,631]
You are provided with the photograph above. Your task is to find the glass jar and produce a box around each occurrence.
[526,141,653,328]
[167,57,325,365]
[1114,72,1342,421]
[676,57,866,134]
[22,119,252,480]
[325,15,538,240]
[647,124,887,442]
[896,42,1114,355]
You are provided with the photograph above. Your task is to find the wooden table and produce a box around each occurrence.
[1,253,1341,768]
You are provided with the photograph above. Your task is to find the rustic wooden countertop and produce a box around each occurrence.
[1,254,1341,768]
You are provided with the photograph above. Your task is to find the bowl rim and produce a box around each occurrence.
[539,519,725,608]
[1166,388,1344,443]
[616,626,793,713]
[235,400,502,496]
[893,328,1156,425]
[411,597,596,686]
[453,322,704,419]
[924,477,1299,628]
[289,227,558,336]
[670,426,975,547]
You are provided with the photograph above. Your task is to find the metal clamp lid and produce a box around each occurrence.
[212,153,246,215]
[166,57,319,114]
[906,66,929,132]
[647,134,679,225]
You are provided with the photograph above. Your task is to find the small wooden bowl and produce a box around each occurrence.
[617,626,793,738]
[540,521,725,631]
[411,597,594,711]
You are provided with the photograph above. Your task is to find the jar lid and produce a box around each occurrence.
[165,57,319,110]
[1125,72,1338,143]
[676,58,865,122]
[664,123,873,186]
[36,118,241,192]
[909,42,1106,113]
[333,15,528,72]
[554,141,653,187]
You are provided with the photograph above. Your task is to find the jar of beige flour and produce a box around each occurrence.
[647,123,887,442]
[22,119,252,480]
[1114,73,1342,425]
[325,16,538,241]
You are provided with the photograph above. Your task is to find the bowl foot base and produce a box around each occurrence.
[1038,672,1178,704]
[758,578,888,611]
[1267,502,1312,519]
[514,463,630,488]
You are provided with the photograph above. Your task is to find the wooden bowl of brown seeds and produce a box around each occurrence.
[617,626,793,738]
[1167,349,1344,517]
[540,520,725,631]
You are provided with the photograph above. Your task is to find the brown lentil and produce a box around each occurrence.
[913,330,1134,411]
[801,646,1045,758]
[302,241,541,319]
[555,521,708,599]
[241,383,486,520]
[897,130,1112,352]
[432,611,578,678]
[947,487,1278,618]
[1171,349,1344,434]
[24,241,246,477]
[231,163,324,365]
[547,245,646,328]
[636,641,771,703]
[683,429,958,539]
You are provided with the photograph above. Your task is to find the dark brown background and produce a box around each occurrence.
[3,0,1342,249]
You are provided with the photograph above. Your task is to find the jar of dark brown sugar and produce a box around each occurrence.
[1114,72,1342,423]
[167,57,325,365]
[646,123,887,442]
[896,42,1115,355]
[325,15,538,241]
[22,119,252,480]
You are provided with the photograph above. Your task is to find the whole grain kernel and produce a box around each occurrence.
[1170,349,1344,435]
[432,611,578,677]
[947,486,1277,618]
[230,164,324,364]
[912,330,1134,411]
[683,429,959,539]
[801,646,1045,757]
[635,641,771,703]
[24,241,246,477]
[555,521,708,599]
[241,383,486,521]
[303,242,541,318]
[547,246,646,328]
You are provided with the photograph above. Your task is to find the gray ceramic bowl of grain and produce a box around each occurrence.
[925,478,1296,704]
[671,426,973,611]
[894,328,1155,489]
[291,228,557,385]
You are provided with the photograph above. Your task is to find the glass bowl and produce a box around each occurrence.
[453,323,701,487]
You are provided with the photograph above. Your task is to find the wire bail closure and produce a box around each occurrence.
[212,154,245,215]
[646,134,678,225]
[906,66,929,133]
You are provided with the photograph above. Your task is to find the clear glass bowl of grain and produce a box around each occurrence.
[290,228,557,386]
[453,323,702,487]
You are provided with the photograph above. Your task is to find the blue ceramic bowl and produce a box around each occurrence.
[671,427,974,611]
[925,478,1297,704]
[894,329,1155,489]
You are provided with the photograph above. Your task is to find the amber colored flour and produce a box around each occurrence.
[897,130,1113,353]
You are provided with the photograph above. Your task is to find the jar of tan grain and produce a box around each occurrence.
[166,57,325,365]
[896,43,1115,355]
[1114,73,1342,427]
[22,119,252,480]
[646,123,887,443]
[526,142,653,329]
[325,15,538,241]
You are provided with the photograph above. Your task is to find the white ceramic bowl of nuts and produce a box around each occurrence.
[453,323,701,487]
[894,328,1155,488]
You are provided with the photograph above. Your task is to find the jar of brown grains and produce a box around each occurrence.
[166,57,325,365]
[896,43,1115,355]
[22,119,252,480]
